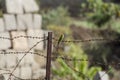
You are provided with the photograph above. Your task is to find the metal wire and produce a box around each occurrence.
[0,35,46,40]
[0,35,120,79]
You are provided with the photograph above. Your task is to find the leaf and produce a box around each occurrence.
[57,34,64,46]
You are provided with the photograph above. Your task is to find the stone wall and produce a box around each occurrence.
[0,0,46,79]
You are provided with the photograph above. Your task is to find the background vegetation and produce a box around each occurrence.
[38,0,120,79]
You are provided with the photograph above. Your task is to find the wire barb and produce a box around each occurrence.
[0,35,47,40]
[7,39,47,80]
[53,38,120,43]
[0,35,120,79]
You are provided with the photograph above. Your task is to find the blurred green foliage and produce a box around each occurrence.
[80,0,120,27]
[52,44,101,80]
[109,19,120,33]
[46,22,102,80]
[40,0,120,79]
[47,24,71,35]
[42,6,71,29]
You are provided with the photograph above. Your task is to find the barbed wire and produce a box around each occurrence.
[0,35,120,80]
[0,51,47,58]
[0,51,120,80]
[0,35,47,40]
[0,51,120,66]
[0,51,112,80]
[0,51,88,61]
[0,35,120,43]
[53,38,120,43]
[7,39,47,80]
[0,35,47,80]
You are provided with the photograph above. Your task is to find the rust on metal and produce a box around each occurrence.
[46,32,52,80]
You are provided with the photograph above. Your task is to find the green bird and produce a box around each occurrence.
[57,34,64,46]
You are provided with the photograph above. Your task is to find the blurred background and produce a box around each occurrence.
[39,0,120,79]
[0,0,120,80]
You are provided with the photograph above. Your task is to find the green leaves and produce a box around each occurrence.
[42,6,71,29]
[52,44,101,80]
[57,34,64,46]
[81,0,120,27]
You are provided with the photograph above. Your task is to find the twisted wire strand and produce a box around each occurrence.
[53,38,120,43]
[7,39,47,80]
[0,35,47,40]
[0,51,120,80]
[0,35,119,79]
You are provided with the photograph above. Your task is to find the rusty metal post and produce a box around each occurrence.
[46,32,52,80]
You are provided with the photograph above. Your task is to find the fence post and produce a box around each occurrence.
[46,32,52,80]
